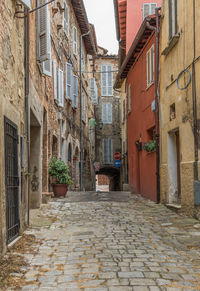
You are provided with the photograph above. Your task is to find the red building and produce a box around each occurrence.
[115,16,158,201]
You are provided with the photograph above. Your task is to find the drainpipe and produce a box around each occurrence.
[146,7,161,203]
[24,9,30,225]
[79,31,90,191]
[192,0,198,181]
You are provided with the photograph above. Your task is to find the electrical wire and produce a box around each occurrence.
[177,68,191,90]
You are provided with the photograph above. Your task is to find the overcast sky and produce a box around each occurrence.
[83,0,118,54]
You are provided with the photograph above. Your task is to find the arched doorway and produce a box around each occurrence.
[73,146,80,189]
[96,166,121,191]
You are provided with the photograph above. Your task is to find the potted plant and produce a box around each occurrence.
[143,140,156,153]
[73,154,77,161]
[49,157,72,197]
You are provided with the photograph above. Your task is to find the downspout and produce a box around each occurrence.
[146,7,161,203]
[192,0,198,181]
[24,9,30,225]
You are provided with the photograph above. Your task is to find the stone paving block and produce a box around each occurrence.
[130,278,156,285]
[109,287,133,291]
[133,287,149,291]
[118,271,144,278]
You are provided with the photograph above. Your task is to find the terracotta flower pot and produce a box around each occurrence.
[52,184,68,197]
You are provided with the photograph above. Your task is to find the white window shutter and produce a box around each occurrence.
[57,69,61,104]
[101,65,107,96]
[107,104,112,123]
[73,27,77,54]
[150,3,157,14]
[108,139,112,163]
[64,3,69,35]
[75,76,78,108]
[53,59,57,100]
[37,0,50,62]
[60,70,64,107]
[102,104,107,123]
[42,7,51,75]
[103,138,112,164]
[94,82,98,104]
[65,62,72,99]
[82,94,86,121]
[107,65,113,96]
[143,3,150,19]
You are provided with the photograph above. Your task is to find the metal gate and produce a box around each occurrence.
[4,117,19,244]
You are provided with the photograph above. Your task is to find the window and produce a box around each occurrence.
[146,45,154,87]
[168,0,178,41]
[90,78,98,105]
[102,103,112,124]
[101,65,113,96]
[57,69,64,107]
[53,59,57,100]
[143,3,157,19]
[127,84,131,113]
[72,75,78,108]
[65,62,72,99]
[64,2,69,36]
[73,26,77,54]
[103,138,112,164]
[37,0,51,62]
[82,94,86,121]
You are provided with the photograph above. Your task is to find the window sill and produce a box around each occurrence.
[161,33,180,56]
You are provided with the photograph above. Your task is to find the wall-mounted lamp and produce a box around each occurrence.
[99,120,103,130]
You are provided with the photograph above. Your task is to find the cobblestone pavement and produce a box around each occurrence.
[6,192,200,290]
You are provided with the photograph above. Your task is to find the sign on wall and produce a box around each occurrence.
[18,0,32,9]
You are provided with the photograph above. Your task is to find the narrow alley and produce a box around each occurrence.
[2,192,200,291]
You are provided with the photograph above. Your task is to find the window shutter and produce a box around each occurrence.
[143,3,150,19]
[75,76,78,108]
[65,62,72,99]
[37,0,50,62]
[150,3,157,14]
[107,66,113,96]
[57,69,60,105]
[73,27,77,54]
[73,75,78,108]
[102,104,107,123]
[108,139,112,163]
[168,0,172,40]
[101,65,107,96]
[53,59,57,100]
[82,94,86,121]
[64,3,69,35]
[151,45,154,80]
[103,138,112,164]
[60,69,64,107]
[42,7,51,75]
[94,82,98,104]
[107,104,112,123]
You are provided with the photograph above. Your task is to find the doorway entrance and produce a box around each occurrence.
[4,117,19,243]
[168,130,181,204]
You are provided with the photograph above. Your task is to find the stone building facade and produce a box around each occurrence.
[94,48,121,191]
[0,0,97,254]
[0,1,28,254]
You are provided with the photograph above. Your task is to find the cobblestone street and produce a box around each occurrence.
[5,192,200,291]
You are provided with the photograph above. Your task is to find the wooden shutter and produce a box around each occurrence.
[82,94,86,121]
[143,3,150,19]
[73,27,77,54]
[168,0,172,40]
[151,45,154,82]
[150,3,157,14]
[101,65,107,96]
[102,104,107,123]
[65,62,72,99]
[60,69,64,107]
[42,7,51,75]
[107,104,112,123]
[107,66,113,96]
[73,75,78,108]
[37,0,50,62]
[128,84,131,112]
[94,82,98,104]
[53,59,57,100]
[64,3,69,35]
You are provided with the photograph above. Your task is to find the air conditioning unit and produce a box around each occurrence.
[17,0,32,9]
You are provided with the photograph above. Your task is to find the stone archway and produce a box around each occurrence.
[96,166,121,191]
